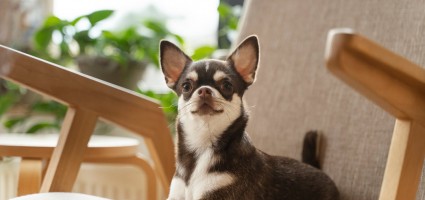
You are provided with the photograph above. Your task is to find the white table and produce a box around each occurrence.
[10,192,110,200]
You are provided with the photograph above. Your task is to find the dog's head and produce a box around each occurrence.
[160,36,259,130]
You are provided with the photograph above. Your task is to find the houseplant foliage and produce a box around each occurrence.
[3,10,185,133]
[1,2,241,134]
[217,0,242,49]
[32,9,184,90]
[0,82,22,117]
[32,10,115,65]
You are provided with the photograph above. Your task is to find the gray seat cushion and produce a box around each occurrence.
[238,0,425,199]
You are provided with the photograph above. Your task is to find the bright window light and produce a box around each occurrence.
[53,0,220,48]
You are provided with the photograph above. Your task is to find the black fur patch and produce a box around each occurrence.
[175,122,197,183]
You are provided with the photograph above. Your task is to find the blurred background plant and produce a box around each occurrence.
[0,0,243,134]
[217,0,243,49]
[0,82,23,119]
[32,9,184,68]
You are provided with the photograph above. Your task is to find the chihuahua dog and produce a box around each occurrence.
[160,35,339,200]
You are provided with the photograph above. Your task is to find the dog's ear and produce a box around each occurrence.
[227,35,260,86]
[160,40,192,88]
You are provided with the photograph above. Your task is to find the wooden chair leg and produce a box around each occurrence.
[127,155,157,200]
[40,108,98,192]
[41,159,50,179]
[379,119,425,200]
[87,154,157,200]
[18,158,42,196]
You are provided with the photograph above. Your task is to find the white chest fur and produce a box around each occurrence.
[168,149,234,200]
[186,149,234,200]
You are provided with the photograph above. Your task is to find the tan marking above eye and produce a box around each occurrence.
[213,71,227,82]
[187,71,198,82]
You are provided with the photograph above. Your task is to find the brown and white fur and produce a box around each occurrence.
[160,35,339,200]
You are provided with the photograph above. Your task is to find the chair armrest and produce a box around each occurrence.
[325,29,425,126]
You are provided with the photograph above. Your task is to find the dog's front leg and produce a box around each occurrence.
[167,176,186,200]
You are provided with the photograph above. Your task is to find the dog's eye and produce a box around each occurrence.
[182,82,193,93]
[221,81,233,93]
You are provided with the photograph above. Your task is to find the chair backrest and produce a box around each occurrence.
[237,0,425,199]
[0,46,174,193]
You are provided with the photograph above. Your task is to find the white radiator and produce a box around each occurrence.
[0,161,163,200]
[0,158,19,200]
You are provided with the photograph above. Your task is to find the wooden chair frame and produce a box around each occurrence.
[0,45,175,194]
[326,29,425,200]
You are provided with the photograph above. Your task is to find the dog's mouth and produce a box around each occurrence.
[191,101,224,115]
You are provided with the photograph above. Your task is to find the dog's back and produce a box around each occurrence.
[202,132,339,200]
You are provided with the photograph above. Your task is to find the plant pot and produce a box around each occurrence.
[77,55,147,91]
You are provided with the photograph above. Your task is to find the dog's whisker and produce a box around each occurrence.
[177,101,198,112]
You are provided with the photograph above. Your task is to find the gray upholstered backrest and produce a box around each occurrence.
[237,0,425,199]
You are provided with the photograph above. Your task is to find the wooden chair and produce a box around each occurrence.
[326,29,425,200]
[0,45,175,198]
[236,0,425,199]
[0,133,159,199]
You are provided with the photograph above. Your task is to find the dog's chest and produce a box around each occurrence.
[176,108,240,199]
[181,148,234,200]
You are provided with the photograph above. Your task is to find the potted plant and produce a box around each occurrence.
[32,10,184,90]
[1,10,185,133]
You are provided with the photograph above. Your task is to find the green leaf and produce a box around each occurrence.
[31,101,67,119]
[43,16,63,28]
[191,45,216,60]
[70,16,85,26]
[33,28,54,51]
[121,27,139,43]
[0,93,18,116]
[228,17,239,30]
[33,16,68,51]
[138,90,177,113]
[217,3,232,19]
[101,30,116,39]
[58,40,72,61]
[4,81,20,91]
[74,30,94,53]
[3,117,27,129]
[136,89,178,128]
[26,122,60,134]
[73,30,91,41]
[173,34,185,45]
[87,10,114,27]
[143,19,168,36]
[101,30,122,46]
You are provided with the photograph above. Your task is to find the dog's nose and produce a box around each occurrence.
[198,87,212,98]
